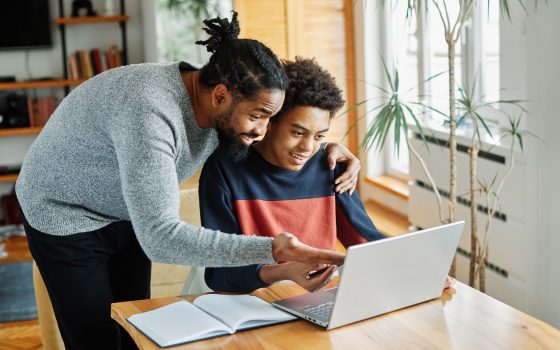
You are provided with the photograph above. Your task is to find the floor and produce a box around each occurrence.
[0,320,42,350]
[0,199,408,350]
[0,235,42,350]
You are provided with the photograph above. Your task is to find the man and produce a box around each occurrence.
[16,13,356,350]
[200,58,386,294]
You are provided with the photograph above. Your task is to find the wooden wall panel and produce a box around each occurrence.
[234,0,288,58]
[301,0,349,147]
[234,0,356,151]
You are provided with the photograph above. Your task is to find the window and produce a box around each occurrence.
[363,0,500,177]
[383,0,419,178]
[154,0,232,64]
[480,1,500,103]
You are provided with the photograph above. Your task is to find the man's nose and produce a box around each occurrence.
[253,119,269,136]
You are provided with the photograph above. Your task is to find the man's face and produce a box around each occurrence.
[215,89,285,161]
[261,106,330,171]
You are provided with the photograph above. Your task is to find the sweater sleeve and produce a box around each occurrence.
[199,158,270,293]
[108,104,275,267]
[334,166,386,247]
[335,191,386,247]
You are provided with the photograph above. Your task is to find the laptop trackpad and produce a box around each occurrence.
[274,287,337,309]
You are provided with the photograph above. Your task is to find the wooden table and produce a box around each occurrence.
[112,280,560,350]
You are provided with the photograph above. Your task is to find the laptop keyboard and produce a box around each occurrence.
[302,301,334,320]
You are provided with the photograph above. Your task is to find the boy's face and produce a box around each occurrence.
[261,106,330,171]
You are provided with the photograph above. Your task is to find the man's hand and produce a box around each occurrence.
[258,262,337,292]
[272,233,345,266]
[325,143,360,195]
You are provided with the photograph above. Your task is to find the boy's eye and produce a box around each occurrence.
[315,134,326,140]
[292,131,305,136]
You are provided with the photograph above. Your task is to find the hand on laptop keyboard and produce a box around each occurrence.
[259,262,337,292]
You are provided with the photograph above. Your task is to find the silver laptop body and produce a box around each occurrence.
[272,221,464,330]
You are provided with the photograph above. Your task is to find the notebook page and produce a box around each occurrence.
[193,294,296,331]
[127,301,232,347]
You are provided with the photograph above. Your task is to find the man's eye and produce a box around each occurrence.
[315,134,326,140]
[250,115,260,121]
[293,131,304,136]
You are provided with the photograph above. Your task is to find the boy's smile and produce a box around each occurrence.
[255,105,330,171]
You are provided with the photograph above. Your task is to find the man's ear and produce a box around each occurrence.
[211,84,232,108]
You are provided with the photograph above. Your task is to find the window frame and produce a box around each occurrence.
[370,0,502,179]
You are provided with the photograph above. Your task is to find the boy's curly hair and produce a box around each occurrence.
[272,57,345,122]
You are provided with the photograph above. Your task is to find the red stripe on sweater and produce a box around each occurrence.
[234,197,337,250]
[336,206,368,248]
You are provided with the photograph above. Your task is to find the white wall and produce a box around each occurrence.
[480,0,560,328]
[521,1,560,329]
[0,0,145,212]
[141,0,157,63]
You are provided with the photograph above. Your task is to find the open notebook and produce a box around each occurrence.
[127,294,297,347]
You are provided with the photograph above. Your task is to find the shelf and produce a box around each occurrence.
[365,175,410,200]
[0,174,18,183]
[0,78,86,91]
[0,127,43,137]
[55,15,129,25]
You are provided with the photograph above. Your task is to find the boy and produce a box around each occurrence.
[199,58,386,293]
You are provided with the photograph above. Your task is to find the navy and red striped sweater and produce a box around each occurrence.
[199,146,385,293]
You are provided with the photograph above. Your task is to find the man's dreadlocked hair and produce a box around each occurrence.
[272,57,345,123]
[196,11,288,99]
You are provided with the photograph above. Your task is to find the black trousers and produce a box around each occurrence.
[23,215,151,350]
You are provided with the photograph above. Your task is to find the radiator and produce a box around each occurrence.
[408,128,530,311]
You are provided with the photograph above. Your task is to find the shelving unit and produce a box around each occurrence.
[55,15,129,25]
[57,0,128,93]
[0,127,42,137]
[0,78,86,91]
[0,174,19,183]
[0,1,129,185]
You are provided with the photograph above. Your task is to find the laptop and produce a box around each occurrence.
[272,221,464,330]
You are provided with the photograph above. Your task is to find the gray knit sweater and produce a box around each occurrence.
[16,62,275,267]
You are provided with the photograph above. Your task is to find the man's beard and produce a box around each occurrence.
[215,109,255,162]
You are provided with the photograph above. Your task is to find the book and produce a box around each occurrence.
[91,49,103,75]
[27,98,37,127]
[78,51,93,78]
[105,45,121,69]
[27,96,56,127]
[68,54,80,80]
[127,294,297,347]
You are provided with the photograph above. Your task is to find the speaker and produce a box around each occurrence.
[0,93,30,129]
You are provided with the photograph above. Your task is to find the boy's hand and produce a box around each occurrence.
[259,263,337,292]
[444,276,456,289]
[291,263,337,292]
[325,143,360,195]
